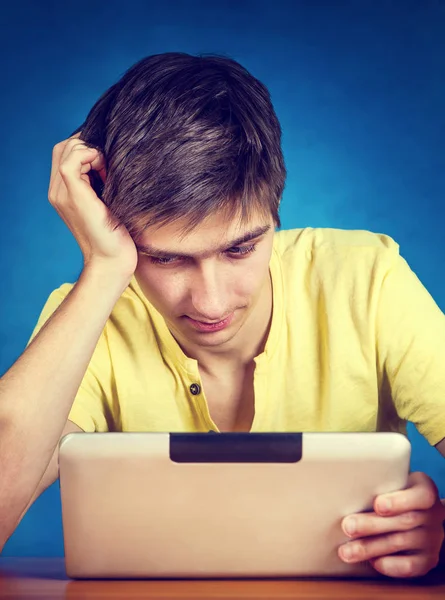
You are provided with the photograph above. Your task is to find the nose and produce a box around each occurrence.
[189,261,229,321]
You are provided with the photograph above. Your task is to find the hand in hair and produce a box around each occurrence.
[48,133,137,280]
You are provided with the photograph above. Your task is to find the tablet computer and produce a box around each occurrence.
[58,431,411,579]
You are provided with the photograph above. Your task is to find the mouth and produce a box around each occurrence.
[183,313,235,333]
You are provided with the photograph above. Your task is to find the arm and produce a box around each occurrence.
[1,419,84,550]
[0,135,137,551]
[435,438,445,569]
[338,245,445,578]
[0,267,129,550]
[436,438,445,459]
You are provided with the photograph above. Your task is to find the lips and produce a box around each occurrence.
[184,313,235,333]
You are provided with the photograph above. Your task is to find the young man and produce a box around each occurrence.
[0,52,444,577]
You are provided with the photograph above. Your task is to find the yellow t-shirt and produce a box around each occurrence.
[28,228,445,445]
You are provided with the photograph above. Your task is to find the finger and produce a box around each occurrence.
[50,143,105,209]
[342,510,427,539]
[49,140,81,203]
[61,142,106,188]
[79,164,95,186]
[80,153,106,176]
[339,528,432,564]
[369,552,439,579]
[49,163,68,208]
[58,146,100,202]
[87,152,107,183]
[374,472,438,517]
[49,134,83,188]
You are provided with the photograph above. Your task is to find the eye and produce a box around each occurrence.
[148,256,180,265]
[225,244,257,258]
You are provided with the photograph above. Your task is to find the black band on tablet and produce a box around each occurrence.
[169,432,303,463]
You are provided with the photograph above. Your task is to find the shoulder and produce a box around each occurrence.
[39,278,145,314]
[33,276,151,339]
[273,227,401,273]
[274,227,399,254]
[45,277,148,311]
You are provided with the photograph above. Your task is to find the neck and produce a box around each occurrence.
[173,273,273,377]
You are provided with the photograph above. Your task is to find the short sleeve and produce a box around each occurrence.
[27,285,117,433]
[376,251,445,446]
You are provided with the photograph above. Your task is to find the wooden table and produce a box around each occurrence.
[0,558,444,599]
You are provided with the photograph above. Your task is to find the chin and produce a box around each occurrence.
[188,329,239,347]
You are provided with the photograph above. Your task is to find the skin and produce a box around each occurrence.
[67,140,445,579]
[131,207,445,578]
[134,212,275,374]
[340,471,445,577]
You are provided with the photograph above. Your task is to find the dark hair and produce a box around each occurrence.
[73,52,286,238]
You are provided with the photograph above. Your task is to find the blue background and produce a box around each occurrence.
[1,0,444,556]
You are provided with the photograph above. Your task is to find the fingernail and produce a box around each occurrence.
[341,544,355,561]
[344,518,356,536]
[379,497,392,513]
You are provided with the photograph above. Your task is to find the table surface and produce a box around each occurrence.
[0,558,445,599]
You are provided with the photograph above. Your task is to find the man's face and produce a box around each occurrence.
[134,210,275,348]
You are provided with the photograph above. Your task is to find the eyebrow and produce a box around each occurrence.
[135,224,271,259]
